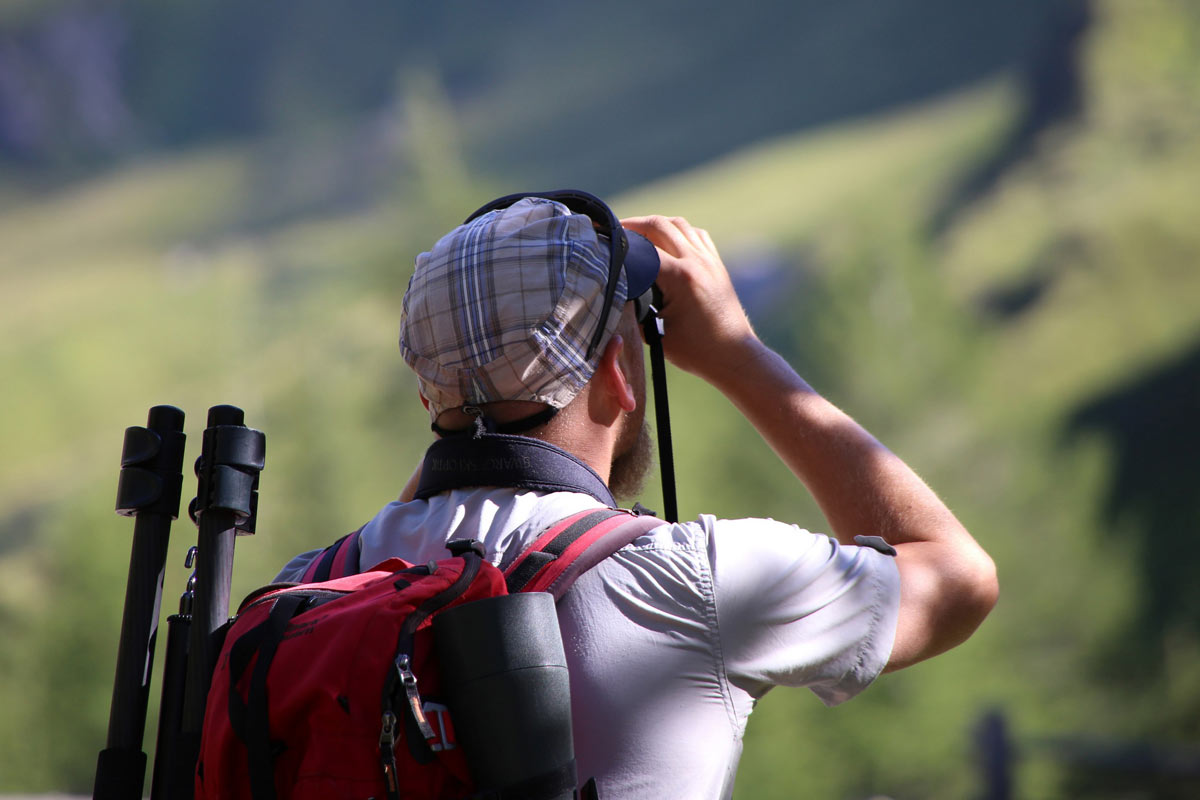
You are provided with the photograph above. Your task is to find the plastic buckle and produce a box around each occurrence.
[446,539,486,558]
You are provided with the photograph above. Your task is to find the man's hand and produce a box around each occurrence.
[621,215,758,382]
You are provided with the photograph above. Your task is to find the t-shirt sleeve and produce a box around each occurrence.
[273,548,323,583]
[709,515,901,707]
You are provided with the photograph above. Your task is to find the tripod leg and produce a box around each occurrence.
[173,405,265,796]
[94,406,186,800]
[150,609,193,800]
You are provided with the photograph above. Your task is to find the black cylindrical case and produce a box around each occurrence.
[434,592,576,798]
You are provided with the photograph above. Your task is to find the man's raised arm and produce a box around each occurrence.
[622,215,998,671]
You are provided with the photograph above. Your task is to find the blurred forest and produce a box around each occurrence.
[2,0,1199,797]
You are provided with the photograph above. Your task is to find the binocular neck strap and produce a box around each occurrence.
[414,434,617,508]
[643,315,678,523]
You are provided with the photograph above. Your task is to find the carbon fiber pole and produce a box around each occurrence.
[150,575,195,800]
[94,405,187,800]
[175,405,264,796]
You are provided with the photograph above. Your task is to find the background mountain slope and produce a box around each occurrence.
[2,0,1198,796]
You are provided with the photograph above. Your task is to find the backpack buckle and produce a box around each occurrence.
[446,539,486,558]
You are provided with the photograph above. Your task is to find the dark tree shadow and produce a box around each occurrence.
[1056,336,1200,797]
[929,0,1091,237]
[1064,336,1200,676]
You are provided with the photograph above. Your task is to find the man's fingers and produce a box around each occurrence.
[623,214,719,265]
[621,215,695,258]
[671,216,710,254]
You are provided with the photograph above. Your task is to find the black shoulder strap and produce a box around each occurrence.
[503,509,666,600]
[414,434,616,507]
[301,432,649,584]
[226,592,306,800]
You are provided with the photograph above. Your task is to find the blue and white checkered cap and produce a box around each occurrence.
[400,197,635,420]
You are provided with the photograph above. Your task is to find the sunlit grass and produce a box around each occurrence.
[614,79,1020,253]
[0,146,250,275]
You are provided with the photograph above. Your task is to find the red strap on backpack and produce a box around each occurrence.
[300,509,665,597]
[297,525,364,583]
[503,509,665,599]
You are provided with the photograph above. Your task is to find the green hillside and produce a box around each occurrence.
[2,0,1199,796]
[0,0,1061,193]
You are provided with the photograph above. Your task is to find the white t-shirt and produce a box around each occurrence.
[276,489,901,800]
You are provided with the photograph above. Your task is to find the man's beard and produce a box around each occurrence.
[608,418,654,502]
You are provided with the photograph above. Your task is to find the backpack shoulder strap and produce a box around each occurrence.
[298,526,365,583]
[300,508,664,589]
[504,509,666,600]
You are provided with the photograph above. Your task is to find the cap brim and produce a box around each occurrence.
[623,229,660,299]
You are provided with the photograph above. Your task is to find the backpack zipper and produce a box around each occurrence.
[378,710,402,800]
[395,652,435,740]
[382,553,483,764]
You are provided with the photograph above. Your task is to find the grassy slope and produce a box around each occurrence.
[2,0,1199,794]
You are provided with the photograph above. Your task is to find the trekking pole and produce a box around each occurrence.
[94,405,187,800]
[174,405,265,793]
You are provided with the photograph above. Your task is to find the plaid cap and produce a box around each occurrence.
[400,196,633,420]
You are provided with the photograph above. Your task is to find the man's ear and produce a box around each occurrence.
[599,334,637,413]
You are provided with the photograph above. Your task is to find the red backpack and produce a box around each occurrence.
[195,507,661,800]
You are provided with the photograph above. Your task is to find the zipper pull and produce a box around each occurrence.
[396,653,436,741]
[379,710,401,800]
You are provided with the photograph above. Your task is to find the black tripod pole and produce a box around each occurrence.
[94,405,187,800]
[150,564,195,800]
[173,405,265,795]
